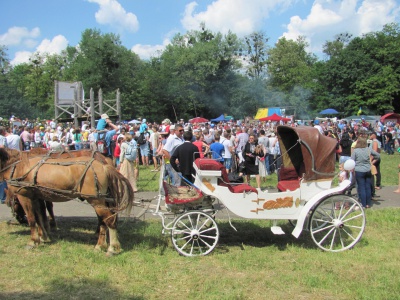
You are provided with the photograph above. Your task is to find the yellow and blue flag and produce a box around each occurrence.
[357,107,362,116]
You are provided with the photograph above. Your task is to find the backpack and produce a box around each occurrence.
[125,141,137,162]
[96,132,108,154]
[109,134,118,155]
[137,132,146,145]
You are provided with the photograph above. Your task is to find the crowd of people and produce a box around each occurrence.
[1,114,399,205]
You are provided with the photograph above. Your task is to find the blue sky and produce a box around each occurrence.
[1,0,399,65]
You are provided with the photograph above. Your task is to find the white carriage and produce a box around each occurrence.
[152,126,366,256]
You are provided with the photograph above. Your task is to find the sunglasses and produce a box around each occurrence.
[179,129,184,132]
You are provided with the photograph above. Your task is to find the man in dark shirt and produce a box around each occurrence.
[170,131,200,185]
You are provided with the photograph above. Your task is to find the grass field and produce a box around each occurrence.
[0,209,399,299]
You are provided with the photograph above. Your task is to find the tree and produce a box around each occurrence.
[243,31,269,79]
[267,36,317,92]
[317,24,400,114]
[147,25,244,120]
[64,29,141,97]
[322,32,352,59]
[0,47,42,119]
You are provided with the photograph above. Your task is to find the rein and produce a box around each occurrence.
[6,154,103,199]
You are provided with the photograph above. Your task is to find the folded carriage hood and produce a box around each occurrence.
[277,126,337,181]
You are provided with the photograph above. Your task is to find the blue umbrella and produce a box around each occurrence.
[319,108,339,115]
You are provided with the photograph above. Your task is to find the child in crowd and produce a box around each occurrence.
[114,136,124,168]
[338,163,349,183]
[336,163,350,210]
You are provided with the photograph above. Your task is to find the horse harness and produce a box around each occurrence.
[5,152,108,200]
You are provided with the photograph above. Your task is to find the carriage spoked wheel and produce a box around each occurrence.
[310,195,366,252]
[171,211,219,256]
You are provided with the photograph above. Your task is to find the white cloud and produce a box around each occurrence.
[131,38,171,60]
[10,35,69,65]
[0,26,40,47]
[181,0,294,36]
[282,0,400,54]
[88,0,139,32]
[36,35,69,54]
[11,51,33,66]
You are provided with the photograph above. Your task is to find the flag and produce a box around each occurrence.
[357,107,362,116]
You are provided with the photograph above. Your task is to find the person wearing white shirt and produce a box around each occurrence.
[5,127,21,150]
[49,136,64,152]
[50,119,56,130]
[162,124,184,186]
[313,120,324,134]
[268,132,277,173]
[221,131,233,173]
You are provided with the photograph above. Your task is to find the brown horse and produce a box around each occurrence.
[11,148,114,229]
[0,148,134,255]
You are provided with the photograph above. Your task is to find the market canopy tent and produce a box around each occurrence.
[254,107,282,119]
[319,108,339,115]
[254,108,269,119]
[189,117,209,123]
[380,112,400,123]
[210,114,228,122]
[259,113,291,122]
[128,119,141,124]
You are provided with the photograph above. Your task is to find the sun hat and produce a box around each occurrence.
[101,113,109,119]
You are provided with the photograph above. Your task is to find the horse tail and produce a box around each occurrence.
[104,165,134,216]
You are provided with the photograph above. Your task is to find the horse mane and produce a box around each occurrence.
[19,151,31,166]
[29,147,49,156]
[0,148,10,169]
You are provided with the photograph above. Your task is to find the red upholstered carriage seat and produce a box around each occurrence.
[277,167,301,191]
[163,181,203,204]
[195,158,258,194]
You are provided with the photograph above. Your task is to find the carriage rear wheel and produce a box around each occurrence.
[171,211,219,256]
[310,195,365,252]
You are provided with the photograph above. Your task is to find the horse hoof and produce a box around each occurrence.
[25,245,36,250]
[106,251,119,257]
[94,245,108,252]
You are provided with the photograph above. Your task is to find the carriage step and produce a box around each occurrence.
[271,226,285,235]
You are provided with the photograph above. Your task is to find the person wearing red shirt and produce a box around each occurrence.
[114,136,124,168]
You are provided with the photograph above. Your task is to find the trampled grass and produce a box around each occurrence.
[0,208,399,300]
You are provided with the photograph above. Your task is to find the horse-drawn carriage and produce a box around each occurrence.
[152,126,366,256]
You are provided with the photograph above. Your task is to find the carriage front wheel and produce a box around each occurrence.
[310,195,366,252]
[171,211,219,256]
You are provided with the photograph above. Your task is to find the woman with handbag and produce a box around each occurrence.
[351,137,380,209]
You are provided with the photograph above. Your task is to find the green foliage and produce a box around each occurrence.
[318,23,400,115]
[141,25,247,120]
[243,31,269,79]
[267,36,317,93]
[0,208,399,299]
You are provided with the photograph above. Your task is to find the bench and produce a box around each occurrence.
[195,158,258,194]
[163,181,203,204]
